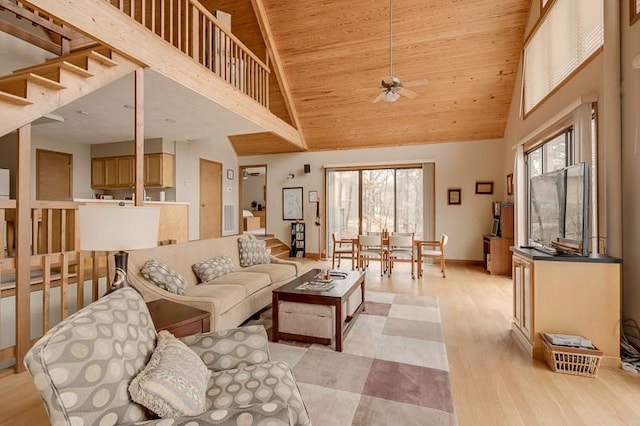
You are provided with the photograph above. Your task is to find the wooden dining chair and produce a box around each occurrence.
[358,234,385,276]
[387,234,415,278]
[419,234,448,278]
[331,232,354,270]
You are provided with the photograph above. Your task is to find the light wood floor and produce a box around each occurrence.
[2,262,639,425]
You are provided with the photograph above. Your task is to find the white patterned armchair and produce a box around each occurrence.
[24,287,311,426]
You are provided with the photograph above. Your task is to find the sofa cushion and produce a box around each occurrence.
[185,284,246,314]
[244,263,297,283]
[238,237,270,267]
[129,331,212,418]
[141,260,187,294]
[211,271,271,296]
[192,255,237,282]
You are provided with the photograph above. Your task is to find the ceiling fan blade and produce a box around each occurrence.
[372,92,385,103]
[399,87,418,99]
[355,87,382,93]
[403,78,429,87]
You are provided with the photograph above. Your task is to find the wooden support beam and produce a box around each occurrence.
[14,124,31,374]
[250,0,307,150]
[0,0,75,38]
[134,68,144,206]
[0,19,61,55]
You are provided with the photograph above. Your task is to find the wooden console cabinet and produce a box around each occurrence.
[511,248,621,367]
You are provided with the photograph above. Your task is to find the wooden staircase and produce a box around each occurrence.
[261,236,291,259]
[0,45,143,138]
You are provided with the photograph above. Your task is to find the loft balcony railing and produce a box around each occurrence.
[106,0,270,107]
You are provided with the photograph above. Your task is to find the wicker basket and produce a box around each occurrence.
[542,334,603,378]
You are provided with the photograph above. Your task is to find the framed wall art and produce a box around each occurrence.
[632,0,640,25]
[282,187,303,220]
[507,173,514,196]
[475,181,494,195]
[226,169,234,180]
[448,188,461,205]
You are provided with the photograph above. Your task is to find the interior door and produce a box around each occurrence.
[199,159,222,239]
[36,149,72,200]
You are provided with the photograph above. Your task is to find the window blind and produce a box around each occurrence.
[523,0,603,114]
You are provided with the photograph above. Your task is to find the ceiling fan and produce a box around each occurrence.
[365,0,428,103]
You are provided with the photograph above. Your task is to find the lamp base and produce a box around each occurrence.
[110,250,130,293]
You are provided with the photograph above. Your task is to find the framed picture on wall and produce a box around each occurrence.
[507,173,514,196]
[632,0,640,25]
[475,181,494,195]
[226,169,234,180]
[282,187,303,220]
[448,188,461,205]
[309,190,318,203]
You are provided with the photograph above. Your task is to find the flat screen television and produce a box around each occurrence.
[529,163,589,256]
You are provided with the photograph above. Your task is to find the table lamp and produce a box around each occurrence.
[78,205,160,292]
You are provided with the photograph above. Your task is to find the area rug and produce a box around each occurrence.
[246,291,457,425]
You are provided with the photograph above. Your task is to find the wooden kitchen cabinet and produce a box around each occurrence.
[91,153,174,189]
[144,153,175,187]
[91,158,105,188]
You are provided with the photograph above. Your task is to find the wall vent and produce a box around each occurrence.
[223,203,235,235]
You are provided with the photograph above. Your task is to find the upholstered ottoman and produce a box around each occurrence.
[278,290,363,345]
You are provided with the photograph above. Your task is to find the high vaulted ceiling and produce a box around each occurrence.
[218,0,530,154]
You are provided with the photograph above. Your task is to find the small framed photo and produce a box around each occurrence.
[309,190,319,203]
[507,173,514,196]
[475,181,494,195]
[226,169,234,180]
[448,188,461,205]
[632,0,640,25]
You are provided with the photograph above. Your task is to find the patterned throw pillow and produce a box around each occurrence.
[238,237,271,267]
[141,260,186,294]
[129,331,212,418]
[192,255,237,282]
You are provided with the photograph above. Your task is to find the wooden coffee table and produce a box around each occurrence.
[272,269,365,351]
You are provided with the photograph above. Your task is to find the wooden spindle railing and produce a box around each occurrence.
[107,0,270,107]
[0,201,112,377]
[0,249,110,377]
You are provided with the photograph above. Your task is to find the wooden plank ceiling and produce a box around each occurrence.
[208,0,530,154]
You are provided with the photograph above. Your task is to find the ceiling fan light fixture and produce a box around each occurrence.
[383,91,400,103]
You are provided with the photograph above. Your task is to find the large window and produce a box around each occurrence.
[326,166,423,253]
[523,0,603,114]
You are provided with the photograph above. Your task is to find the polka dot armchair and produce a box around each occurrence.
[24,287,311,425]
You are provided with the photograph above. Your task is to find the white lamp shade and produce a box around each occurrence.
[78,206,160,251]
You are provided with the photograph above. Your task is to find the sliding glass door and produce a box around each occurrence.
[326,166,424,256]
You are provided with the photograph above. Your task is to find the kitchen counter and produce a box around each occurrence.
[73,198,189,205]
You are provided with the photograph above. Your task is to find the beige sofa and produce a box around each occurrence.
[127,235,300,331]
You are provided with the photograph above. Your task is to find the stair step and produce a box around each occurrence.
[0,91,32,105]
[13,61,93,79]
[0,73,66,98]
[45,46,119,68]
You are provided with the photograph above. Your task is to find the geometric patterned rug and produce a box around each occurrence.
[248,291,457,425]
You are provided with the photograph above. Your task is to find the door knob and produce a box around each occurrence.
[201,203,205,207]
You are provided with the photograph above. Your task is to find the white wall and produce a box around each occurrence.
[241,139,505,261]
[175,136,239,240]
